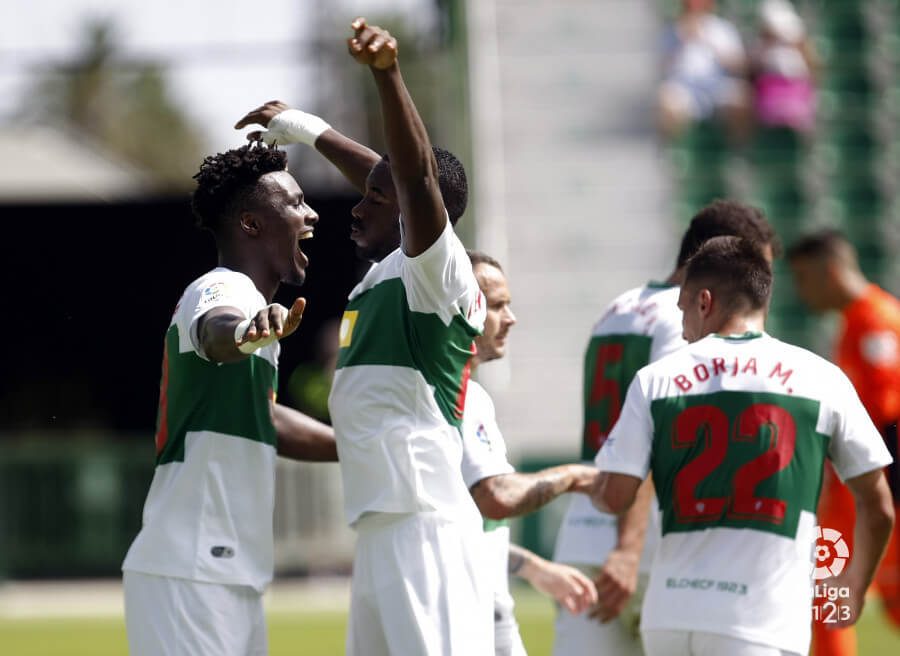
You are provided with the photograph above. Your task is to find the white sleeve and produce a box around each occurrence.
[460,385,515,488]
[594,374,654,479]
[185,272,260,360]
[400,217,485,332]
[650,311,687,363]
[826,369,894,481]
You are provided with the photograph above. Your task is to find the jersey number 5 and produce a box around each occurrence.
[672,403,797,525]
[585,342,624,451]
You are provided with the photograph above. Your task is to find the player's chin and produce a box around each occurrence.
[284,267,307,287]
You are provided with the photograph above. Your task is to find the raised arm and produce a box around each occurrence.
[470,464,597,520]
[348,17,445,256]
[235,100,380,195]
[272,402,338,462]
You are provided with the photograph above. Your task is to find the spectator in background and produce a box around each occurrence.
[657,0,753,142]
[751,0,818,134]
[788,229,900,656]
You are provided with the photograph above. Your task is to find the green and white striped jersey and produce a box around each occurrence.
[329,222,486,525]
[597,331,893,654]
[122,268,280,593]
[554,282,683,568]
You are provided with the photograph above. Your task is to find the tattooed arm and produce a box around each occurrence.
[470,464,598,520]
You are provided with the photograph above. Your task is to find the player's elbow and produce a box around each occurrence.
[476,494,514,520]
[590,472,637,515]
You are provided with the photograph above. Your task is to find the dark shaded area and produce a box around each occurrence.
[0,192,366,437]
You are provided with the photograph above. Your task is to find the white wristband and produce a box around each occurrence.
[262,109,331,147]
[234,304,288,354]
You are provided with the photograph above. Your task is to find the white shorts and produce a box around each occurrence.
[550,565,646,656]
[495,615,527,656]
[346,511,494,656]
[123,570,267,656]
[642,629,803,656]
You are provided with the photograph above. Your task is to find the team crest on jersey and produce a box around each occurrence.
[476,423,492,448]
[339,311,359,348]
[200,281,228,306]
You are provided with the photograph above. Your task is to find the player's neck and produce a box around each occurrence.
[711,312,766,338]
[218,249,278,302]
[834,270,870,310]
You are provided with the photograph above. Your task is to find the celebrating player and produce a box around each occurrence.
[788,229,900,655]
[461,250,598,655]
[552,199,780,656]
[273,18,493,655]
[121,142,337,656]
[591,236,894,656]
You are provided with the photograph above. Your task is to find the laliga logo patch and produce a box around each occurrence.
[813,527,849,580]
[476,423,491,447]
[200,281,228,306]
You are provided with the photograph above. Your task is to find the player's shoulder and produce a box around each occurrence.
[465,379,494,413]
[592,283,679,333]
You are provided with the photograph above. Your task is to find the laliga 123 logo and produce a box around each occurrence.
[814,527,849,580]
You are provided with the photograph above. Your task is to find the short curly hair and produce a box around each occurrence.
[190,142,288,236]
[382,146,468,225]
[677,199,781,268]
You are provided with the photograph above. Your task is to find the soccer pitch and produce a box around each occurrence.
[2,587,898,655]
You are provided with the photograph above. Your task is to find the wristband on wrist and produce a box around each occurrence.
[262,109,331,147]
[234,305,288,354]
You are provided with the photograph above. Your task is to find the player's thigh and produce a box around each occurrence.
[644,630,791,656]
[123,571,266,656]
[553,607,644,656]
[352,513,493,656]
[384,514,492,655]
[641,629,689,656]
[495,619,527,656]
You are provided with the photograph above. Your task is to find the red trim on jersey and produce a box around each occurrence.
[453,343,477,420]
[154,342,170,455]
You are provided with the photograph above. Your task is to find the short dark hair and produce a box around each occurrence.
[382,146,469,225]
[684,236,773,312]
[467,250,503,272]
[191,142,288,236]
[676,200,781,267]
[786,228,856,264]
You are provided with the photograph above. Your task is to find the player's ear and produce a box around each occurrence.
[698,289,713,316]
[239,211,262,237]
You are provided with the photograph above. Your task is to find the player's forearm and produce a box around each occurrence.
[614,476,653,555]
[508,542,539,579]
[846,470,894,590]
[370,64,444,254]
[473,467,580,520]
[197,311,247,364]
[314,129,380,194]
[273,403,338,462]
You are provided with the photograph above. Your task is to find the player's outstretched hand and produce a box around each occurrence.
[236,298,306,351]
[588,547,639,623]
[347,17,398,70]
[529,560,598,616]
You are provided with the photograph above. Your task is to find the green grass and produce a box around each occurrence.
[1,588,897,655]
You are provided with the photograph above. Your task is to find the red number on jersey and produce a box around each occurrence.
[585,342,624,450]
[671,403,797,526]
[672,405,729,522]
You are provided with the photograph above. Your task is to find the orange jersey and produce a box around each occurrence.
[836,284,900,429]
